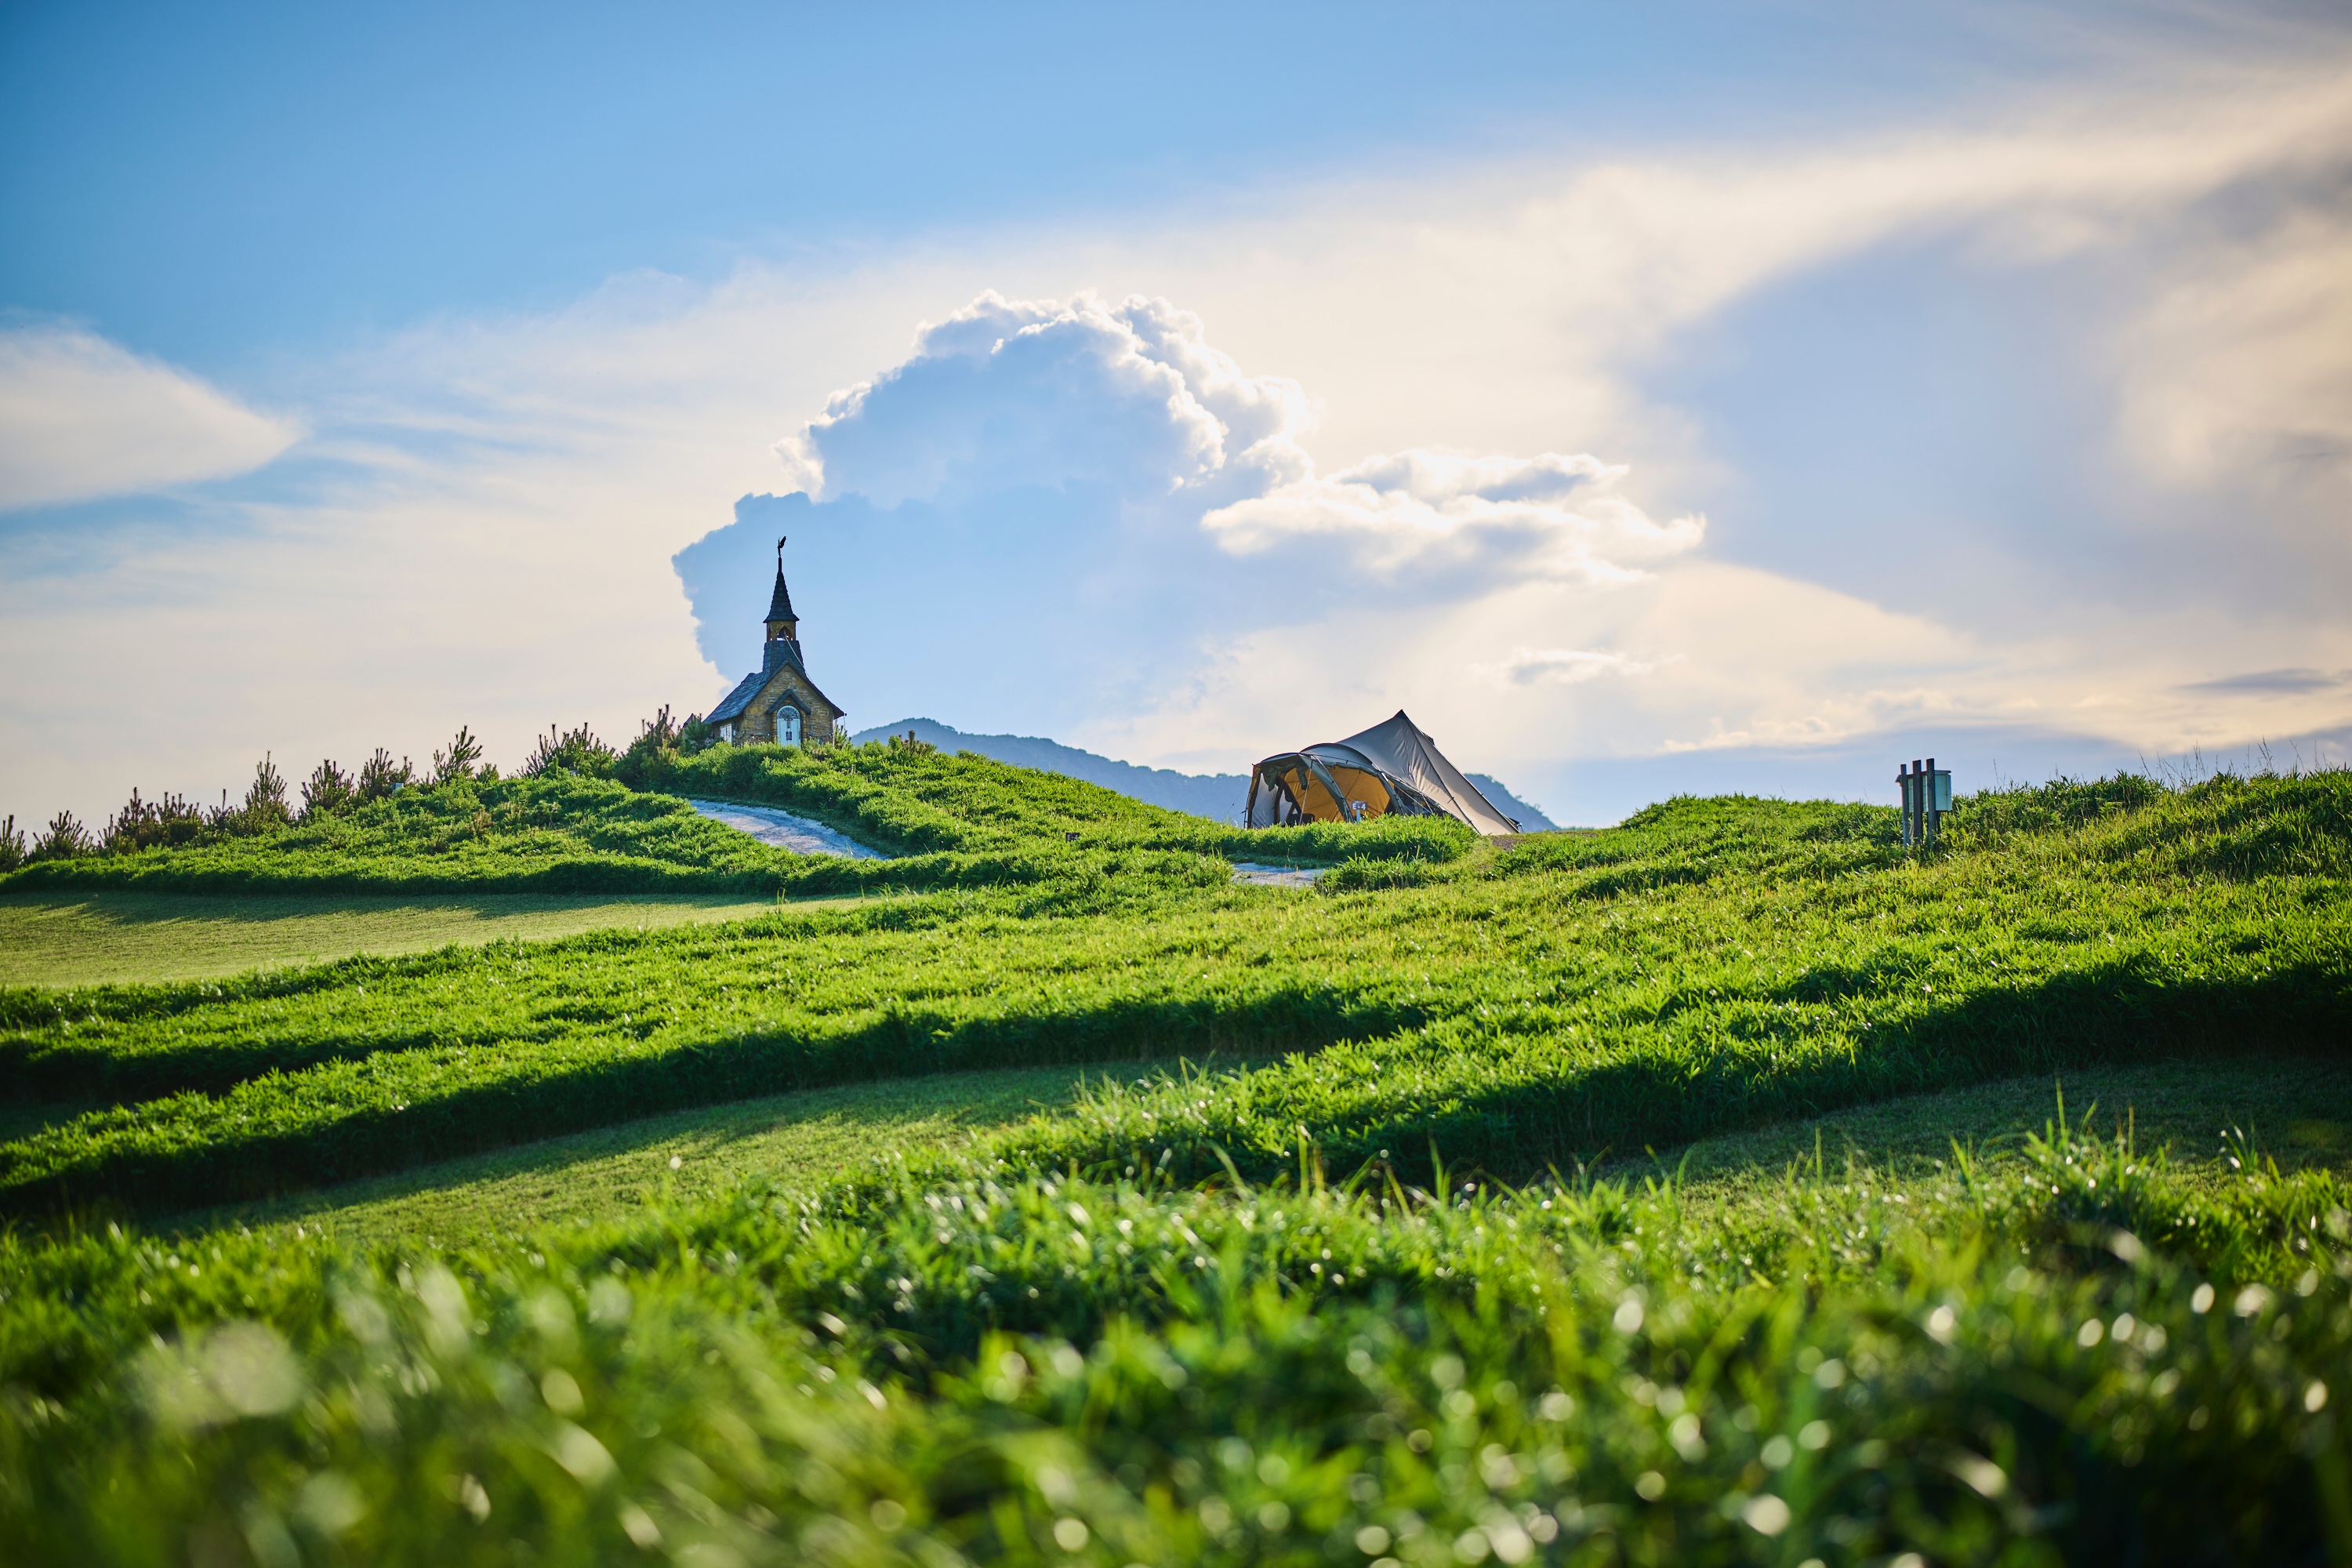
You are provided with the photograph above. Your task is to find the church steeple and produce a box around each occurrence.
[764,535,799,643]
[706,529,845,747]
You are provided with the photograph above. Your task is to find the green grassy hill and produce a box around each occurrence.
[0,891,797,988]
[2,746,2347,1563]
[2,745,1457,902]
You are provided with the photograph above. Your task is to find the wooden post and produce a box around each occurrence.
[1926,756,1938,845]
[1911,757,1925,846]
[1896,760,1913,848]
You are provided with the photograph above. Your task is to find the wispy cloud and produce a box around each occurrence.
[1476,648,1666,687]
[2178,667,2350,695]
[0,325,300,511]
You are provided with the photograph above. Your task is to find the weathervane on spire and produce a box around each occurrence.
[776,535,787,567]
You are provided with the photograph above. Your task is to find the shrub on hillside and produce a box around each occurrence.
[27,810,92,863]
[615,706,690,789]
[299,757,354,818]
[206,753,294,837]
[354,748,414,803]
[522,721,617,780]
[429,724,485,787]
[0,815,21,874]
[101,787,205,853]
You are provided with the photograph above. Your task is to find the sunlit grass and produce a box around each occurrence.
[5,1105,2347,1563]
[0,758,2345,1560]
[164,1062,1150,1250]
[0,891,822,987]
[2,771,2343,1215]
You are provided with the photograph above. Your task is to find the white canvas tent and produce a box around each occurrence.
[1246,711,1521,836]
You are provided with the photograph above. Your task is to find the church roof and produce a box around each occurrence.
[793,672,846,719]
[764,564,798,624]
[706,669,767,725]
[706,659,847,728]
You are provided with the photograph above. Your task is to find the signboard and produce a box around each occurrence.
[1897,757,1954,846]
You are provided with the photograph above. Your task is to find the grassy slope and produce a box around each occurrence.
[3,760,2350,1562]
[162,1063,1132,1250]
[0,891,811,987]
[0,774,808,897]
[1661,1055,2352,1192]
[0,744,1461,902]
[162,1055,2352,1251]
[0,768,2341,1215]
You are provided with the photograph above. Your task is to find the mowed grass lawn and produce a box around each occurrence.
[0,891,825,987]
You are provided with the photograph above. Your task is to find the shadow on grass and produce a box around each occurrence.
[0,890,857,993]
[1039,956,2352,1192]
[161,1062,1139,1244]
[0,890,790,929]
[8,951,2347,1221]
[0,1008,1314,1218]
[1619,1056,2352,1190]
[0,974,1429,1110]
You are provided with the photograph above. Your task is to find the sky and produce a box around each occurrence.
[3,1,2348,828]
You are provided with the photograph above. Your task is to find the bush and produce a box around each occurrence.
[615,706,685,789]
[0,815,26,873]
[299,758,355,818]
[355,748,414,804]
[521,721,617,780]
[100,788,205,854]
[428,724,485,788]
[27,810,92,863]
[205,753,293,838]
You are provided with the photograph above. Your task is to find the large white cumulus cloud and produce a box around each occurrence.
[1203,448,1704,587]
[759,289,1700,599]
[775,292,1312,510]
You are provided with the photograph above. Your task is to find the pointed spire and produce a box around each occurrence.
[764,535,799,630]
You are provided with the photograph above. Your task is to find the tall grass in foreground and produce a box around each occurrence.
[2,1117,2347,1564]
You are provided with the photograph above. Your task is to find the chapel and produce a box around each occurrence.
[705,539,846,746]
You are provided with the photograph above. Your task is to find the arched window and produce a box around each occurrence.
[775,706,802,746]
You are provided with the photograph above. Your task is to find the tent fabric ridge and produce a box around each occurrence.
[1245,710,1523,837]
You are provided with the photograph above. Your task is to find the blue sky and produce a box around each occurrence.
[4,0,2349,826]
[3,2,2061,361]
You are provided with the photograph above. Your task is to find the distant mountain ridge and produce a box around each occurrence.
[1461,775,1557,833]
[851,717,1557,830]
